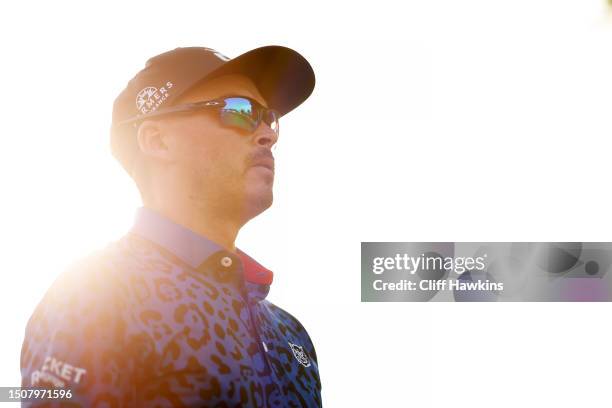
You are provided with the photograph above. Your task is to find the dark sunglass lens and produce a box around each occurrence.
[220,97,257,132]
[217,97,278,135]
[224,97,255,117]
[220,110,257,132]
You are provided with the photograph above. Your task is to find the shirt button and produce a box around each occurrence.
[220,256,233,268]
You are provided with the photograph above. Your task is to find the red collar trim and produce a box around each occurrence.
[237,249,274,285]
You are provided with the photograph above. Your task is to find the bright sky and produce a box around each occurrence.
[2,1,612,407]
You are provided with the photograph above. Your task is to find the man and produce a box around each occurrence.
[20,46,322,407]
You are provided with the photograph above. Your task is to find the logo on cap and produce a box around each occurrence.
[135,81,174,114]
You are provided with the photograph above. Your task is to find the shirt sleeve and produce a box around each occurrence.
[20,255,135,408]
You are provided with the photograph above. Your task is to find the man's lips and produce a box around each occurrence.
[250,157,275,172]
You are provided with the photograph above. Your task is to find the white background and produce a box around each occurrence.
[2,0,612,407]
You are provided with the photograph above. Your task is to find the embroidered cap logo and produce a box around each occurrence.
[135,81,174,114]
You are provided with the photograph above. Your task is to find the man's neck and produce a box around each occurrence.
[145,201,241,252]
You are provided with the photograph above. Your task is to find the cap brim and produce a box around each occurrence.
[185,45,315,117]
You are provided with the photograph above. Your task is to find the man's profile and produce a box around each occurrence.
[20,45,322,407]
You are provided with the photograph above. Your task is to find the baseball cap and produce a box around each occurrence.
[110,45,315,176]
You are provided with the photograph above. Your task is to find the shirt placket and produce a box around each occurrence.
[196,250,280,406]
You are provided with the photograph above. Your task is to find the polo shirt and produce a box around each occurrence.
[20,206,322,407]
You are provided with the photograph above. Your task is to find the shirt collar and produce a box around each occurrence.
[129,206,274,286]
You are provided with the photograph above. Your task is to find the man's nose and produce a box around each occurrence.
[252,122,279,148]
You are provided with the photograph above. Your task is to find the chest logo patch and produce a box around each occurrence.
[288,341,311,367]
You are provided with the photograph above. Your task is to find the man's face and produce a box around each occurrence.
[142,74,278,222]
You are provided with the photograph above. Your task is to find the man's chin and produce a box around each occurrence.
[241,187,273,220]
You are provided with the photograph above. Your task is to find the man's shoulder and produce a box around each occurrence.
[28,245,119,324]
[31,233,152,317]
[32,232,182,321]
[45,233,167,296]
[260,300,305,326]
[259,300,315,339]
[47,243,121,296]
[25,231,167,325]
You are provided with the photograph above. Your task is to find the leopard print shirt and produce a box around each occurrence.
[21,210,322,407]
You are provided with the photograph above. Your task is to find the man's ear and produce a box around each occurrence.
[135,120,174,163]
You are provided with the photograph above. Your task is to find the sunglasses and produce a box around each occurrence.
[119,95,279,136]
